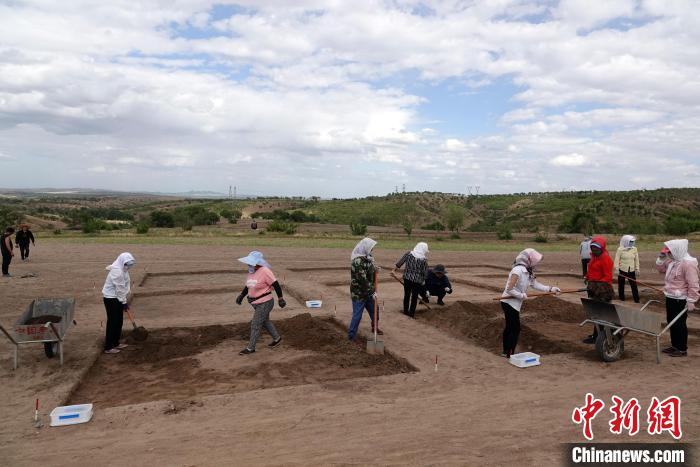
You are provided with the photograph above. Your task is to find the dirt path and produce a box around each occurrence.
[1,244,698,466]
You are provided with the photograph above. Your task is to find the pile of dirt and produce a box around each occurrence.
[417,298,584,355]
[69,313,415,408]
[25,315,62,325]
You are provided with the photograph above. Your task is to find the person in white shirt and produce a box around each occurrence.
[102,252,135,354]
[500,248,560,358]
[579,236,592,279]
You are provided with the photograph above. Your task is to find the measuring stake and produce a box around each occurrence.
[435,355,438,372]
[34,399,39,423]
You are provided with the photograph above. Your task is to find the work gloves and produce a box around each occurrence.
[445,287,452,294]
[550,287,561,294]
[278,298,287,308]
[688,302,696,312]
[235,294,245,305]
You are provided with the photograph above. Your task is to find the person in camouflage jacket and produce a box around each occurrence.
[348,237,381,341]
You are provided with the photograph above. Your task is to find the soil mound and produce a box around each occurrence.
[25,315,62,325]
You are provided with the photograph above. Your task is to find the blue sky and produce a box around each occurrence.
[0,1,699,197]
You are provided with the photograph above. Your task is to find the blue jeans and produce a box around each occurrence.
[348,297,377,340]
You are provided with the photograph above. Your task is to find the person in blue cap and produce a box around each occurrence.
[234,251,286,355]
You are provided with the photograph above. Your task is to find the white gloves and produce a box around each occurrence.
[688,302,696,312]
[551,287,561,294]
[372,292,378,300]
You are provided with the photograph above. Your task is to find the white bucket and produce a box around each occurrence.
[50,404,93,427]
[305,300,322,308]
[509,352,541,368]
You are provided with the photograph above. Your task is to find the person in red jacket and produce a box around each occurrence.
[582,236,614,344]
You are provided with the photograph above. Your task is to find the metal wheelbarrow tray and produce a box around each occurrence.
[579,298,687,364]
[0,298,76,369]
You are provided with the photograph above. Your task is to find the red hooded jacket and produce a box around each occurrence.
[586,236,613,285]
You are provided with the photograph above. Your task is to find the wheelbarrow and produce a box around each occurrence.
[0,298,76,369]
[579,298,687,364]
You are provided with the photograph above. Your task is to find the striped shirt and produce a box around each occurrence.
[396,252,427,285]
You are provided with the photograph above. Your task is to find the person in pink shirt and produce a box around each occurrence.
[234,251,286,355]
[656,239,699,357]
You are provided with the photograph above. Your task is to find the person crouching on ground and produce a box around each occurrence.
[348,237,381,343]
[500,249,560,358]
[656,239,699,358]
[235,251,285,355]
[102,252,135,354]
[582,236,614,344]
[393,242,429,318]
[614,234,640,303]
[423,264,452,305]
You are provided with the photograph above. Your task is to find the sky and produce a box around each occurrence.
[0,0,699,197]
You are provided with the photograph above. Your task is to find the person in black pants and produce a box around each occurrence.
[101,252,136,353]
[423,264,452,305]
[15,224,35,261]
[1,227,15,277]
[394,242,429,318]
[666,297,688,355]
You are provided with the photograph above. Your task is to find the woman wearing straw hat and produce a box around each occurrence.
[235,251,286,355]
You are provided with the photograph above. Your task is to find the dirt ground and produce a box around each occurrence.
[1,243,698,466]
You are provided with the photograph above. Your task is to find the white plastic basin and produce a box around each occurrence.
[50,404,93,427]
[509,352,541,368]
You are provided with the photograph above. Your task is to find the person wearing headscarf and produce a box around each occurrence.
[582,236,614,344]
[348,237,380,342]
[101,252,135,354]
[500,249,560,357]
[423,264,452,306]
[579,236,592,279]
[235,251,286,355]
[15,224,35,262]
[614,235,640,302]
[656,239,699,357]
[394,242,429,318]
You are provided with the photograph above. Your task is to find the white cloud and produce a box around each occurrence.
[550,153,586,167]
[0,1,699,195]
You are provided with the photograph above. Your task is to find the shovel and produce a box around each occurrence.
[493,288,587,300]
[367,270,384,355]
[389,271,432,310]
[125,308,149,341]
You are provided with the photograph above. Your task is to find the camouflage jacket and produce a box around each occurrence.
[350,256,376,301]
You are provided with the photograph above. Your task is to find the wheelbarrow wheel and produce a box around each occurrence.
[595,328,624,362]
[44,342,58,358]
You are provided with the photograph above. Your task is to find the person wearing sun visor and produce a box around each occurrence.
[235,251,285,355]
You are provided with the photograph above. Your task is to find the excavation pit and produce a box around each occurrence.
[68,313,416,408]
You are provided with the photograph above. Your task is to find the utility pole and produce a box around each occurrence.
[402,183,406,194]
[229,185,232,199]
[467,186,472,196]
[233,186,237,199]
[475,186,480,197]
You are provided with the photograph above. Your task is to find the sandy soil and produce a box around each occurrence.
[1,243,698,466]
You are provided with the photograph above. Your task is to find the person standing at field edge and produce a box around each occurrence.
[15,224,35,262]
[235,251,286,355]
[394,242,429,318]
[614,235,640,303]
[582,236,614,344]
[500,249,560,357]
[1,227,14,277]
[656,239,699,358]
[579,236,592,279]
[102,252,136,354]
[348,237,381,343]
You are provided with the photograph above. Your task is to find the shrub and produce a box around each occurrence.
[0,207,23,229]
[534,232,549,243]
[53,229,62,235]
[349,223,367,236]
[220,208,242,223]
[450,232,461,239]
[150,210,175,228]
[496,225,513,240]
[443,204,465,232]
[267,220,297,234]
[402,219,413,236]
[422,221,445,231]
[136,222,149,234]
[82,218,104,234]
[172,206,219,228]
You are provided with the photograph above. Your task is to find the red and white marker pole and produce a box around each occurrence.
[435,355,438,372]
[34,398,39,423]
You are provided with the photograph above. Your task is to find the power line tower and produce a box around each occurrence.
[475,186,480,197]
[233,186,237,199]
[467,186,472,196]
[402,183,406,194]
[228,185,232,199]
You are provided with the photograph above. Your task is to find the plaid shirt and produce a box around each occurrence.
[396,252,427,285]
[350,256,376,301]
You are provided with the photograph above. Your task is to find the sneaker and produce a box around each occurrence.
[239,348,255,355]
[117,343,129,349]
[268,337,282,347]
[582,335,595,344]
[104,348,120,354]
[662,346,676,354]
[669,349,687,357]
[500,353,510,359]
[437,298,445,306]
[3,273,11,278]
